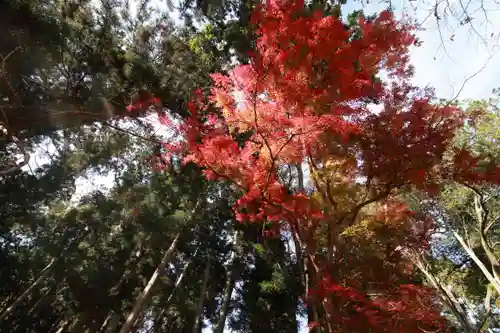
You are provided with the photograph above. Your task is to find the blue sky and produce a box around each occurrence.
[383,0,500,100]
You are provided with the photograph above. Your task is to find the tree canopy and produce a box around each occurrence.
[1,1,500,333]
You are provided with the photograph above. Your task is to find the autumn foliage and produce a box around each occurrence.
[151,0,497,331]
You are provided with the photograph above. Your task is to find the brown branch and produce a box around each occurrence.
[475,284,493,333]
[485,215,499,234]
[448,50,497,104]
[262,133,296,193]
[338,184,399,227]
[103,122,162,144]
[307,150,338,210]
[0,133,30,176]
[411,250,475,333]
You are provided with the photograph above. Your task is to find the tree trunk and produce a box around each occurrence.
[27,285,55,316]
[68,314,85,333]
[303,251,323,333]
[413,252,474,333]
[0,231,86,322]
[119,195,203,333]
[99,313,120,333]
[165,256,194,306]
[152,309,166,332]
[476,285,493,333]
[480,231,500,284]
[0,92,179,139]
[119,232,181,333]
[290,228,318,333]
[151,256,195,332]
[99,314,112,333]
[192,256,211,333]
[112,236,146,294]
[473,193,500,287]
[55,320,70,333]
[213,231,240,333]
[99,238,146,333]
[296,163,304,191]
[0,258,56,321]
[212,277,235,333]
[99,313,119,333]
[453,230,500,294]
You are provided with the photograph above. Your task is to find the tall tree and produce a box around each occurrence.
[405,97,500,332]
[161,0,485,331]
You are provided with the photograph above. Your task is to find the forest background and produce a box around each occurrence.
[2,0,500,333]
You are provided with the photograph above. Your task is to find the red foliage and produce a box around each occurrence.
[311,275,447,332]
[451,148,500,185]
[157,0,470,331]
[359,84,463,190]
[126,95,161,113]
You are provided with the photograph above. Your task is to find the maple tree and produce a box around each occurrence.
[153,0,500,331]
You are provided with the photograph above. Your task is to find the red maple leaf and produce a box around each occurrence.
[157,1,463,331]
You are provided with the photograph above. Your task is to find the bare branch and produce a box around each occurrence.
[475,284,493,333]
[0,132,30,177]
[485,215,499,234]
[448,50,497,104]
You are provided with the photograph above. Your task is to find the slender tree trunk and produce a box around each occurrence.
[473,193,500,285]
[55,320,70,333]
[0,231,86,322]
[326,223,334,264]
[192,256,211,333]
[303,250,323,333]
[0,258,56,321]
[102,313,120,333]
[457,187,500,293]
[112,236,146,294]
[165,256,194,306]
[27,285,55,316]
[119,232,181,333]
[68,314,85,333]
[99,238,146,333]
[99,313,120,333]
[293,165,319,332]
[453,231,500,294]
[295,163,333,331]
[480,231,500,283]
[476,285,493,333]
[121,193,202,333]
[212,278,235,333]
[291,227,319,333]
[99,314,112,333]
[151,309,165,332]
[307,253,334,333]
[413,252,474,333]
[150,255,196,332]
[213,231,240,333]
[296,164,304,191]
